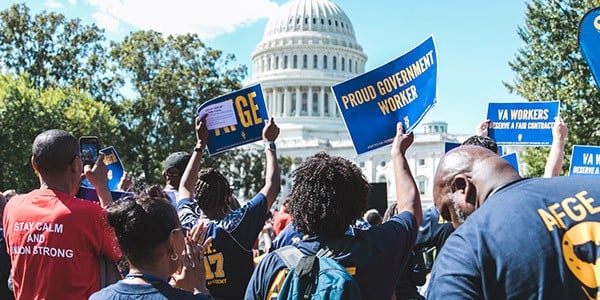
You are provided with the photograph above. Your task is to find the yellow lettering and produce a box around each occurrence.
[547,203,566,229]
[576,191,600,214]
[235,92,262,127]
[537,208,560,231]
[561,197,586,222]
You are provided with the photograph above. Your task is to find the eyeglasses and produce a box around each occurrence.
[170,227,188,237]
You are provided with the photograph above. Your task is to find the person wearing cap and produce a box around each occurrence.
[163,151,191,206]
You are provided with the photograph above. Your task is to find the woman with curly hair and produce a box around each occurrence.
[246,123,422,300]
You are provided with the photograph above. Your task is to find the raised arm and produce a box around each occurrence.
[543,116,568,178]
[178,117,208,200]
[84,153,112,208]
[476,119,491,137]
[259,117,280,209]
[391,122,422,226]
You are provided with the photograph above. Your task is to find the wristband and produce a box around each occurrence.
[265,141,276,151]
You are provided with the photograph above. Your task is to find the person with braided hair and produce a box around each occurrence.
[246,122,422,300]
[177,116,280,300]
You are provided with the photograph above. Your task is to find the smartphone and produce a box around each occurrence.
[79,136,99,166]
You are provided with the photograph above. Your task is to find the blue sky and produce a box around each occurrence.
[18,0,529,134]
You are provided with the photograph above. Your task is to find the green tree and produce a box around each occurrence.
[110,30,247,184]
[0,3,120,101]
[0,74,120,192]
[506,0,600,176]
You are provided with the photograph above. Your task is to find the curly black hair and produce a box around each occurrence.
[105,185,180,267]
[288,152,369,236]
[461,135,498,154]
[193,168,232,220]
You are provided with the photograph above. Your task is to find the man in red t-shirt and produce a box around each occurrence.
[272,199,291,236]
[3,129,121,300]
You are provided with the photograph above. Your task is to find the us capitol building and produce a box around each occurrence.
[244,0,470,208]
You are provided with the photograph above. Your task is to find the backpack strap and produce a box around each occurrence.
[274,245,305,269]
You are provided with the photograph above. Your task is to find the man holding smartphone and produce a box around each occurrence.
[2,129,121,299]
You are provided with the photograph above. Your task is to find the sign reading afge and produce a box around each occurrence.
[332,35,438,155]
[487,101,559,145]
[569,145,600,176]
[197,84,269,156]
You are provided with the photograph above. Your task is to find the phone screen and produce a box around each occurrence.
[79,136,99,165]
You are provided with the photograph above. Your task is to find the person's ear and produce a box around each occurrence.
[450,175,478,209]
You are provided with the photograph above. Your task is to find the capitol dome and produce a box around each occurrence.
[262,0,358,45]
[246,0,367,144]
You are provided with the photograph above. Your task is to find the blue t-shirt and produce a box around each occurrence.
[182,193,268,300]
[89,280,211,299]
[427,177,600,299]
[245,211,417,300]
[394,206,454,299]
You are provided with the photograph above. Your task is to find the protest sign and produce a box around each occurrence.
[77,186,132,202]
[569,145,600,176]
[81,146,125,191]
[578,7,600,88]
[197,83,269,156]
[501,152,519,174]
[332,36,437,155]
[444,142,460,153]
[486,101,559,145]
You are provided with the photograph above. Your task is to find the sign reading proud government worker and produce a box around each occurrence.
[569,145,600,176]
[332,36,438,155]
[197,83,269,156]
[486,101,559,146]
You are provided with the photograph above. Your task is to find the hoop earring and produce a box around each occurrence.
[170,253,179,261]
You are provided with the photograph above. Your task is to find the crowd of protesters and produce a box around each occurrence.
[1,112,599,300]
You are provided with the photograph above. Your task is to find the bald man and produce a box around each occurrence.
[427,145,600,299]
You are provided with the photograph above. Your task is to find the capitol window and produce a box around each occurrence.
[341,57,345,71]
[301,93,308,116]
[324,93,330,116]
[291,94,297,114]
[275,56,279,69]
[312,93,319,115]
[333,56,337,70]
[313,55,318,68]
[303,55,308,68]
[293,55,298,68]
[323,55,328,69]
[284,56,288,68]
[349,59,352,72]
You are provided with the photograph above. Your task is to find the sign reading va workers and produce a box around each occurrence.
[487,101,559,145]
[332,36,437,154]
[569,145,600,176]
[197,83,269,156]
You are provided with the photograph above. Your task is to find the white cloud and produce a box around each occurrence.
[45,0,63,8]
[68,0,78,4]
[86,0,280,39]
[91,12,120,33]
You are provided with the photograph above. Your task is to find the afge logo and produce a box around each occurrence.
[594,15,600,31]
[562,221,600,299]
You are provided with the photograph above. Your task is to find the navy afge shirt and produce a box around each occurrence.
[428,177,600,299]
[179,193,268,300]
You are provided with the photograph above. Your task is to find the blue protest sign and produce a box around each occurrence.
[497,145,504,156]
[445,142,460,153]
[569,145,600,176]
[486,101,559,145]
[197,83,269,156]
[501,152,519,174]
[76,186,132,202]
[332,36,437,155]
[81,146,125,191]
[578,7,600,88]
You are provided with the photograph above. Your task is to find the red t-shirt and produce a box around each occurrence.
[273,212,291,236]
[3,189,121,300]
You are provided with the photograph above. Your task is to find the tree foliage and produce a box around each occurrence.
[506,0,600,176]
[0,74,119,192]
[0,4,292,198]
[0,3,120,101]
[110,30,247,184]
